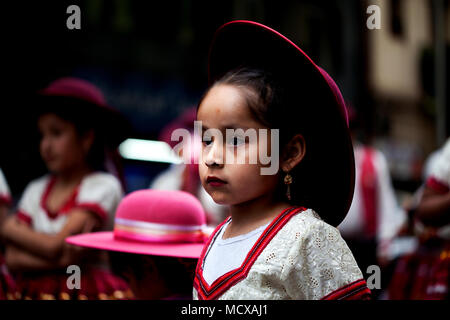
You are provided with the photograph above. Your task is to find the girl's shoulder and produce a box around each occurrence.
[283,208,331,231]
[22,174,52,196]
[276,208,343,246]
[16,175,52,214]
[80,172,123,194]
[77,172,124,205]
[75,172,124,224]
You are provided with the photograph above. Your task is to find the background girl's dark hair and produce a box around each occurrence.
[198,66,328,212]
[108,251,197,296]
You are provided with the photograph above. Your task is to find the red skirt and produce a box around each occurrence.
[388,239,449,300]
[0,253,20,300]
[12,266,134,300]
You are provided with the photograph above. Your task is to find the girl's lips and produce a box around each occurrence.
[206,176,227,187]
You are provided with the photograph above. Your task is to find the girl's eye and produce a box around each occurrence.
[51,128,63,137]
[227,136,245,146]
[202,138,212,146]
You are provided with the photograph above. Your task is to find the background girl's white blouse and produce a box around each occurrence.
[16,172,123,233]
[0,168,12,206]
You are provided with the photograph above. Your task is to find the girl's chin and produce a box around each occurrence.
[209,193,250,207]
[45,164,60,173]
[207,191,231,205]
[210,196,230,205]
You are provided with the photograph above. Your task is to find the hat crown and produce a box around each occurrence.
[40,77,106,107]
[115,189,205,226]
[113,190,207,244]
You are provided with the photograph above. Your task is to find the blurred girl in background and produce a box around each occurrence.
[0,168,17,299]
[389,138,450,300]
[151,107,227,227]
[0,77,131,300]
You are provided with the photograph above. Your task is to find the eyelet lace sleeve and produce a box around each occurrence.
[281,214,370,299]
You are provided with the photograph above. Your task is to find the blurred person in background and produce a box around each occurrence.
[388,137,450,300]
[0,77,131,300]
[0,169,12,226]
[67,189,209,300]
[0,168,18,299]
[338,105,407,298]
[150,107,228,227]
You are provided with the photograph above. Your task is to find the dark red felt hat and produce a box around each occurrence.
[34,77,130,147]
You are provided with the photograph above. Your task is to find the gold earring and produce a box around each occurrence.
[284,172,293,201]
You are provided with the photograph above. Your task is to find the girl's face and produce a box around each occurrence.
[38,113,92,174]
[197,84,279,205]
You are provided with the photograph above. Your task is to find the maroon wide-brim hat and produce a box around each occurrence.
[208,20,355,227]
[32,77,131,147]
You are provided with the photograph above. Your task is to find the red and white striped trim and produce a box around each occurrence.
[39,176,108,221]
[74,203,108,221]
[16,210,32,226]
[113,217,208,243]
[426,176,449,194]
[0,194,12,207]
[321,278,371,300]
[194,206,306,300]
[40,176,81,220]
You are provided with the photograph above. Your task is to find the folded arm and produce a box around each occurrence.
[415,186,450,226]
[1,209,100,261]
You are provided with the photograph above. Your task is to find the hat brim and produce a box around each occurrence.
[208,21,355,227]
[66,232,205,259]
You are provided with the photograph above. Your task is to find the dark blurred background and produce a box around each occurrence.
[1,0,449,205]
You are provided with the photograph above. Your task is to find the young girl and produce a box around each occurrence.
[193,21,371,300]
[0,77,131,300]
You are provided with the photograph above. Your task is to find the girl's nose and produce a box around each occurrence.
[204,140,224,168]
[40,136,51,153]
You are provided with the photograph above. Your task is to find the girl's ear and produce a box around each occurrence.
[81,129,95,155]
[280,134,306,172]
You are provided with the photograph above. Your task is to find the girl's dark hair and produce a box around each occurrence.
[36,96,107,172]
[109,251,196,296]
[199,67,321,210]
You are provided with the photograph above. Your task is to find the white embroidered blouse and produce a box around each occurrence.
[193,206,370,300]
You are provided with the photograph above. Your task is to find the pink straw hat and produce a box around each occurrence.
[66,189,210,259]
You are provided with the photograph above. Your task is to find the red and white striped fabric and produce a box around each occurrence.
[0,168,12,207]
